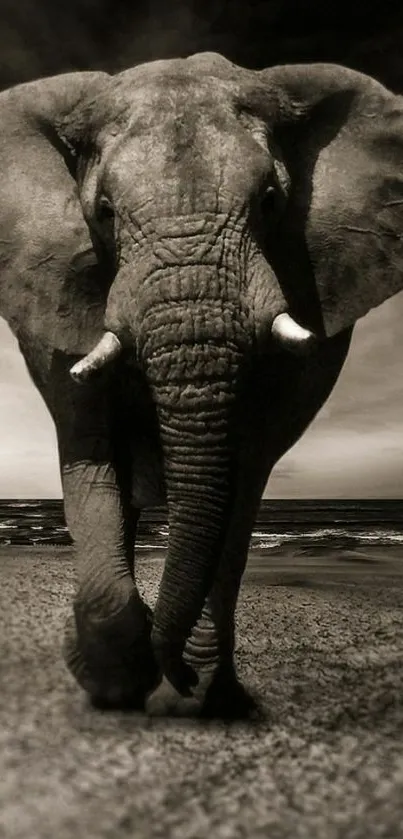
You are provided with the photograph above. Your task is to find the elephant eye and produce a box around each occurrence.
[97,194,114,222]
[260,184,278,216]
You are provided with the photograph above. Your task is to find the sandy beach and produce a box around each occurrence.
[1,544,403,838]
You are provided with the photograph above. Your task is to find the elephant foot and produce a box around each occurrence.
[145,660,257,719]
[202,664,259,720]
[63,592,158,709]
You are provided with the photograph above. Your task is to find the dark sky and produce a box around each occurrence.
[1,0,403,498]
[1,0,403,88]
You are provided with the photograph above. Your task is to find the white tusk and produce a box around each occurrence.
[271,313,317,354]
[70,332,122,383]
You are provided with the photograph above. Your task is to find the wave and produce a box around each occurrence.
[1,501,403,548]
[2,528,403,549]
[251,528,403,550]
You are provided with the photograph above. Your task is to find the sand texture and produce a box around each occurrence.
[1,545,403,839]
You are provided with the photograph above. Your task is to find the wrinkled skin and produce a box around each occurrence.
[1,52,403,716]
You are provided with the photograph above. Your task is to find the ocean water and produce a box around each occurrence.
[1,499,403,550]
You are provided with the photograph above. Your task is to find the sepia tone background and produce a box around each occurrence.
[1,0,403,498]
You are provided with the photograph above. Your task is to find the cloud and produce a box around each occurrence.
[268,426,403,498]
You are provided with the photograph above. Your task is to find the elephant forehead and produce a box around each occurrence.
[101,77,239,136]
[99,77,271,200]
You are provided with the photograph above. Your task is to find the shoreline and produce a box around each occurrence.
[2,541,403,569]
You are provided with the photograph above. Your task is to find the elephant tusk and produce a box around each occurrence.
[69,332,122,383]
[271,313,317,354]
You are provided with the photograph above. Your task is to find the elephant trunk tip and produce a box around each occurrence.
[70,332,123,384]
[271,312,317,355]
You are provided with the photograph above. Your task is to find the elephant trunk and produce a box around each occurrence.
[147,342,240,670]
[135,265,246,669]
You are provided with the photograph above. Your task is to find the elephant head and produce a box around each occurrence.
[2,52,403,704]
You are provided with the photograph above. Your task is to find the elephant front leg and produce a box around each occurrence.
[53,375,157,708]
[146,492,262,718]
[62,463,157,708]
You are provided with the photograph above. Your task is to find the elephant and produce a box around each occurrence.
[1,50,403,717]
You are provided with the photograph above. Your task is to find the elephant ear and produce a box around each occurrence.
[260,63,403,337]
[0,71,110,368]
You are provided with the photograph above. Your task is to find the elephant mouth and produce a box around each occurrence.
[69,312,316,384]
